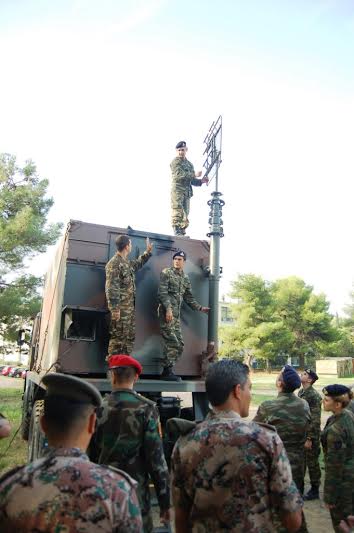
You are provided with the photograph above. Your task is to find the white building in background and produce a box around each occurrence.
[219,296,235,326]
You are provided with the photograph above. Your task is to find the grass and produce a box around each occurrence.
[0,388,27,474]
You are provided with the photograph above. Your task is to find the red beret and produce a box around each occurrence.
[108,354,143,376]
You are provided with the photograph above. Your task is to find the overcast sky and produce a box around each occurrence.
[1,0,353,315]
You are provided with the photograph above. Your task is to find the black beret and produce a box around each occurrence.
[175,141,186,149]
[173,250,186,260]
[282,365,301,390]
[322,384,351,397]
[42,373,102,408]
[305,368,319,382]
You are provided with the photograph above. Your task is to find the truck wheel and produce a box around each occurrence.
[28,399,46,462]
[21,379,34,441]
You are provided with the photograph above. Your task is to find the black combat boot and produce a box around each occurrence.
[303,486,319,500]
[174,228,186,236]
[160,366,182,382]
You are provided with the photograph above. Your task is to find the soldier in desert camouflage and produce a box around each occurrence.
[171,359,303,533]
[171,141,208,236]
[105,234,153,355]
[0,373,142,533]
[90,354,170,533]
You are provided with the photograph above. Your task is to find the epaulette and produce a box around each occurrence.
[255,421,277,433]
[0,464,25,485]
[134,391,156,406]
[104,465,137,486]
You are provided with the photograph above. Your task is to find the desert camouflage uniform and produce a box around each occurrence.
[298,385,322,488]
[105,250,151,355]
[254,392,311,533]
[170,156,202,234]
[90,389,170,533]
[158,266,203,368]
[321,409,354,533]
[171,409,303,532]
[0,447,142,533]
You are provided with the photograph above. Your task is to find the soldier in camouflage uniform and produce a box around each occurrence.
[321,384,354,533]
[0,373,142,533]
[158,250,209,381]
[90,354,170,533]
[105,234,153,355]
[171,359,303,532]
[254,364,311,533]
[298,367,322,500]
[171,141,208,236]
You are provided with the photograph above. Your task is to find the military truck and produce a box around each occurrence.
[22,219,217,460]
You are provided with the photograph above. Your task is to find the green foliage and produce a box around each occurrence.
[0,153,62,340]
[220,274,348,365]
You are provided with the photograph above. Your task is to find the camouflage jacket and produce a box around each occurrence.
[170,156,202,198]
[105,251,151,311]
[0,447,142,533]
[158,267,202,315]
[347,399,354,415]
[254,392,311,451]
[90,388,170,512]
[171,409,302,532]
[298,385,322,440]
[321,409,354,506]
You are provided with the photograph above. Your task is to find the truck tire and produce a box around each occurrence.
[27,399,46,462]
[21,378,34,441]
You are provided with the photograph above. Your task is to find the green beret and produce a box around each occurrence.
[42,373,102,408]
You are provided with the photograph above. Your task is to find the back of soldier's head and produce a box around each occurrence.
[206,359,249,406]
[115,234,130,252]
[43,397,94,436]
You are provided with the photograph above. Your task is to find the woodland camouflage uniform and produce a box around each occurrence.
[158,266,203,368]
[254,392,311,533]
[90,388,170,533]
[171,409,303,532]
[298,385,322,489]
[170,156,202,234]
[321,409,354,532]
[105,250,151,355]
[0,448,142,533]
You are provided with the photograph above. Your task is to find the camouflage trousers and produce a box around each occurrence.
[159,311,184,368]
[329,492,354,533]
[304,440,321,487]
[108,305,135,355]
[171,188,190,233]
[287,450,308,533]
[136,476,153,533]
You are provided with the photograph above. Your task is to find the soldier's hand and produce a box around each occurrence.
[195,170,202,177]
[160,508,170,524]
[166,309,173,323]
[304,439,312,450]
[201,176,209,185]
[339,516,354,533]
[111,309,121,321]
[201,306,210,314]
[146,237,153,254]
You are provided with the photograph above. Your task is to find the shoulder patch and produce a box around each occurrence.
[334,440,343,450]
[255,421,277,432]
[104,465,137,487]
[134,392,156,406]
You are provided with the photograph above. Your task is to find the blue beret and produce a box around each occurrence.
[305,368,319,382]
[173,250,186,260]
[282,365,301,390]
[175,141,186,149]
[322,384,351,397]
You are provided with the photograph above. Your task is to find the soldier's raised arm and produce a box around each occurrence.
[129,238,153,272]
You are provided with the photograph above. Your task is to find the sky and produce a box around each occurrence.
[0,0,353,315]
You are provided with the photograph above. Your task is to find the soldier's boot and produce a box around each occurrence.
[160,366,182,382]
[173,227,186,236]
[303,486,320,500]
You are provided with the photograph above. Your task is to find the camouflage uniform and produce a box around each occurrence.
[254,392,311,533]
[171,409,303,532]
[0,447,142,533]
[105,250,151,355]
[158,266,203,368]
[321,409,354,533]
[90,388,170,533]
[347,399,354,415]
[298,385,322,489]
[170,156,202,234]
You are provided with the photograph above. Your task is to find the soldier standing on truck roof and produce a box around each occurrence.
[89,354,171,533]
[158,250,209,381]
[105,234,153,355]
[171,141,208,236]
[0,373,142,533]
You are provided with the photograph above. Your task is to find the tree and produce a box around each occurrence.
[0,153,62,339]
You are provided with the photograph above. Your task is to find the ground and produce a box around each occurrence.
[1,372,353,531]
